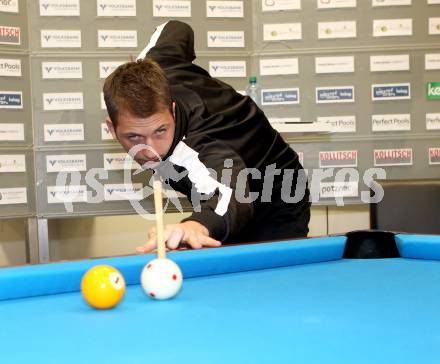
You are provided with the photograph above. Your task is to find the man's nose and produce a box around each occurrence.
[141,147,159,160]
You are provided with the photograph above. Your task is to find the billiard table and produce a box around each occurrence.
[0,232,439,363]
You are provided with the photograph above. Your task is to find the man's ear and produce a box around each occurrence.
[172,101,176,118]
[105,117,117,140]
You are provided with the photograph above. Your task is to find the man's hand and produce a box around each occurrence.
[136,220,221,253]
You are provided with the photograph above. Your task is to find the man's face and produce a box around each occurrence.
[106,105,176,169]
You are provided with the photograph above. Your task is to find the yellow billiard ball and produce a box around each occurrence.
[81,265,126,309]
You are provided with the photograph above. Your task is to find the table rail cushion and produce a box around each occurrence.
[396,234,440,261]
[0,236,346,301]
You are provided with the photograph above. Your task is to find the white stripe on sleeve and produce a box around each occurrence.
[169,141,232,216]
[136,21,169,60]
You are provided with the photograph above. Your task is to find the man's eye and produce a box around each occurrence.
[156,128,166,135]
[128,135,141,141]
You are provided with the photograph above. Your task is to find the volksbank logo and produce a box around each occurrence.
[211,65,242,71]
[46,128,82,135]
[40,0,80,16]
[101,123,114,140]
[47,185,87,204]
[41,30,81,48]
[106,186,140,194]
[207,31,244,47]
[97,0,136,16]
[0,187,27,205]
[43,35,78,41]
[98,30,137,48]
[427,82,440,100]
[104,183,143,201]
[153,0,191,17]
[207,4,242,12]
[209,61,246,77]
[104,153,139,170]
[42,62,82,79]
[43,93,83,110]
[44,123,84,141]
[206,1,243,18]
[46,155,87,172]
[99,61,124,78]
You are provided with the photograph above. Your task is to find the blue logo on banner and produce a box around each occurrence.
[316,87,354,103]
[0,92,22,108]
[372,84,410,100]
[262,89,299,105]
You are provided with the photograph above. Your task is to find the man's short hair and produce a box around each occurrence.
[103,58,172,127]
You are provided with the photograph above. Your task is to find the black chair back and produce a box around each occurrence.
[370,179,440,234]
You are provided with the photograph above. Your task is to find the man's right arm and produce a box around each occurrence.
[137,21,196,66]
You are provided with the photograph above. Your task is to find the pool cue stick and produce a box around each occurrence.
[153,180,166,259]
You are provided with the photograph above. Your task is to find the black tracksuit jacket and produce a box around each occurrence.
[140,20,310,243]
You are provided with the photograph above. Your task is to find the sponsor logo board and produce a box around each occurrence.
[263,23,302,41]
[39,0,80,16]
[372,83,410,100]
[0,123,24,141]
[262,88,300,105]
[0,154,26,172]
[44,123,84,141]
[97,0,136,16]
[209,61,246,77]
[46,154,87,172]
[319,150,358,168]
[0,187,27,205]
[0,91,22,108]
[0,58,21,77]
[316,116,356,133]
[47,185,87,204]
[0,25,20,45]
[318,21,357,39]
[206,1,243,17]
[42,61,82,79]
[316,86,354,103]
[104,183,144,201]
[153,0,191,17]
[372,114,411,131]
[374,148,413,166]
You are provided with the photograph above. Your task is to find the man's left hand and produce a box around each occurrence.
[136,220,221,253]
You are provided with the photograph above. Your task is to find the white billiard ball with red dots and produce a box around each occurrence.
[141,258,183,300]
